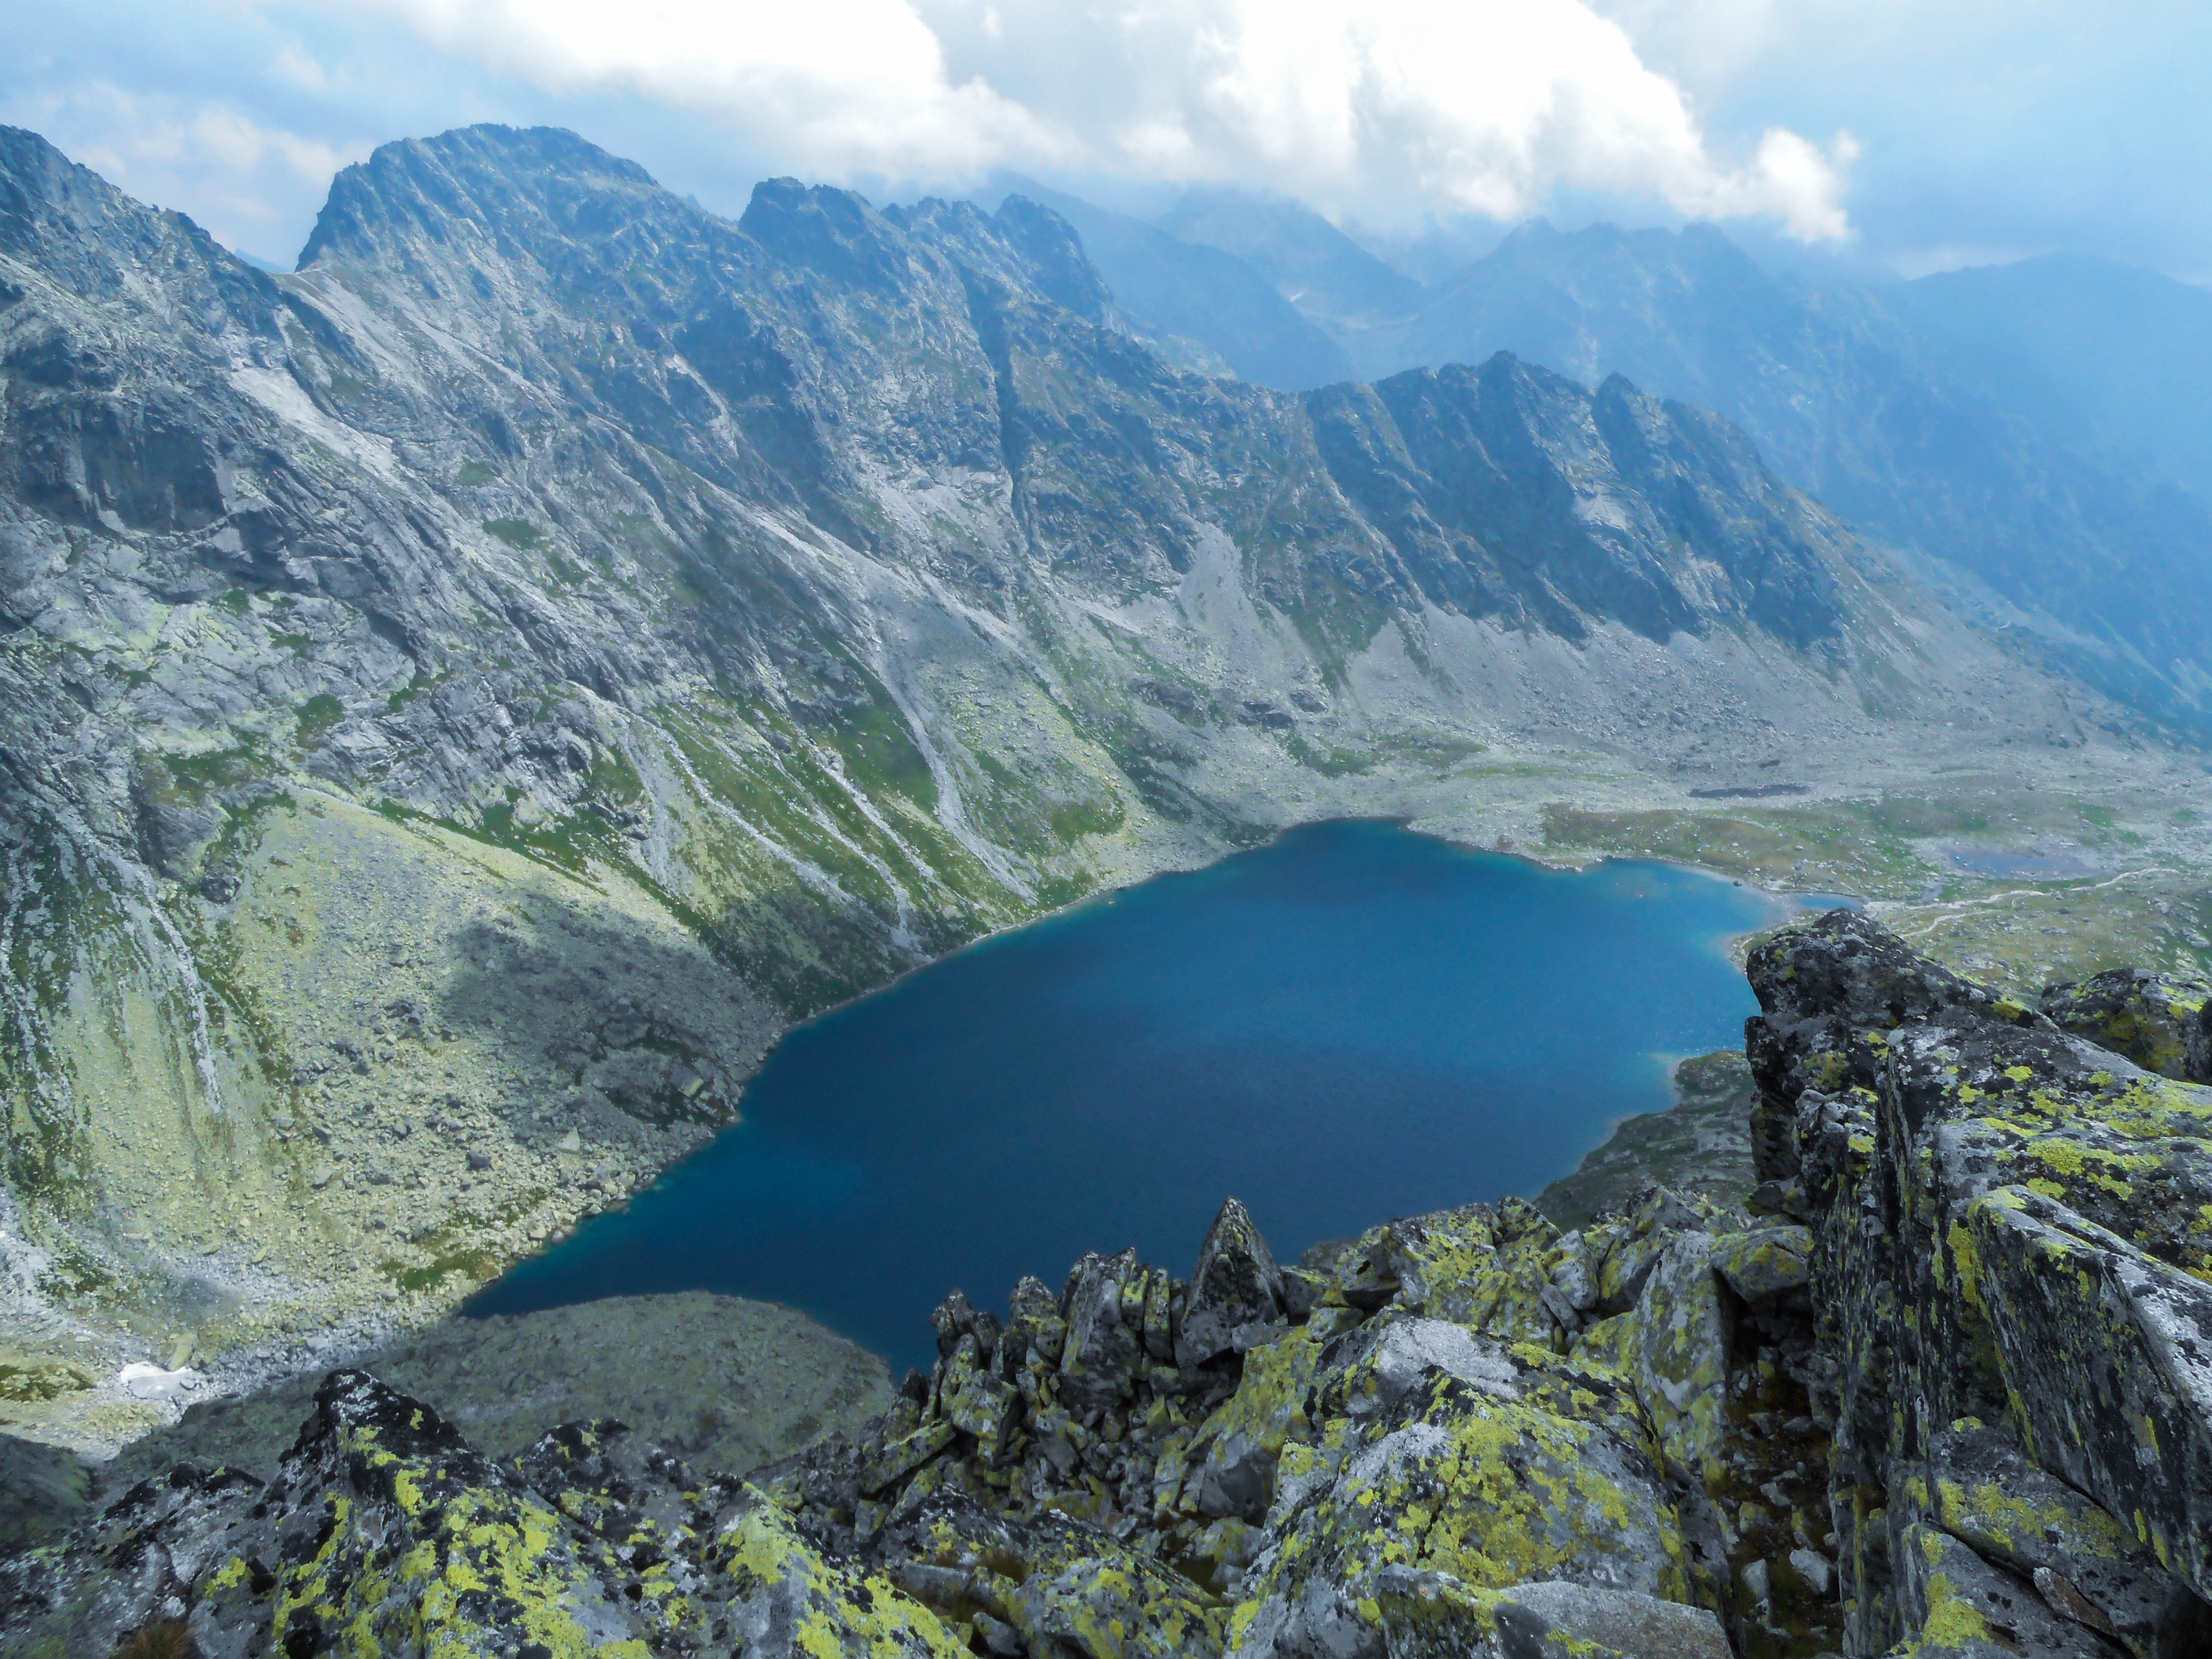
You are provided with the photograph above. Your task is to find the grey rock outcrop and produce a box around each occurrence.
[1747,907,2212,1656]
[742,1183,1842,1657]
[1176,1196,1283,1367]
[2043,968,2212,1083]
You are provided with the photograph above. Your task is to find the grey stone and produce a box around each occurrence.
[1176,1198,1285,1368]
[1497,1580,1732,1659]
[1059,1249,1150,1407]
[1789,1546,1835,1599]
[2043,968,2212,1082]
[1892,1522,2127,1657]
[1708,1223,1814,1305]
[0,1431,91,1550]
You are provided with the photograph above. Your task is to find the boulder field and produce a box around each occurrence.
[5,908,2210,1658]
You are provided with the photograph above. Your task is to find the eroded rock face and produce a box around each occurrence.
[743,1184,1847,1659]
[1747,906,2212,1657]
[2043,968,2212,1083]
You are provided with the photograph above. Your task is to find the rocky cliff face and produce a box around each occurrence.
[1749,915,2212,1657]
[1349,221,2212,735]
[0,119,2153,1412]
[8,912,2209,1658]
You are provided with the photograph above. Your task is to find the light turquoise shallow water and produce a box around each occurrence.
[469,820,1801,1373]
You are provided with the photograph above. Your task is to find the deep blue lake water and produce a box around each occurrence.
[468,820,1795,1375]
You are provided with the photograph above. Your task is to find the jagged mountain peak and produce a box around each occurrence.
[971,194,1111,323]
[1313,352,1843,647]
[0,123,278,336]
[738,173,917,295]
[1299,207,2212,732]
[300,123,663,268]
[291,137,1106,358]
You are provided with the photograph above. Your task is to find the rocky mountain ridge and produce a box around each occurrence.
[6,910,2210,1658]
[1127,207,2212,735]
[0,119,2185,1434]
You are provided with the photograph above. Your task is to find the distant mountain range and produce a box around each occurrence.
[1027,187,2212,734]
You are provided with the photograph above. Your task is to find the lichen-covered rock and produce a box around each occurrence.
[2044,969,2212,1083]
[1231,1319,1696,1658]
[1743,906,2045,1185]
[869,1494,1228,1659]
[1747,908,2030,1034]
[2,1371,693,1658]
[1345,1196,1566,1342]
[0,1367,972,1658]
[1748,908,2212,1656]
[1888,1521,2123,1657]
[1177,1197,1285,1368]
[1365,1568,1731,1659]
[265,1373,648,1659]
[1952,1188,2212,1609]
[1495,1578,1732,1658]
[1183,1325,1323,1523]
[0,1459,265,1659]
[1922,1421,2212,1658]
[1059,1249,1158,1409]
[1709,1223,1814,1309]
[738,1180,1791,1658]
[1595,1228,1733,1488]
[720,1494,969,1658]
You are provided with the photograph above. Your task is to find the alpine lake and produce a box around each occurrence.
[468,820,1832,1375]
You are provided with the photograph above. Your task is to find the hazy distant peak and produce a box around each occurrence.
[989,195,1112,323]
[1483,217,1764,277]
[1154,184,1424,328]
[975,177,1352,389]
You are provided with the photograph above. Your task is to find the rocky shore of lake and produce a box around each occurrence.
[5,908,2211,1658]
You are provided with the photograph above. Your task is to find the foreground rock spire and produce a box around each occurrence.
[6,910,2212,1656]
[1747,910,2212,1657]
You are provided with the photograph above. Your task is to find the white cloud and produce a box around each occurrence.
[339,0,1063,176]
[1,77,368,252]
[273,42,329,89]
[330,0,1856,239]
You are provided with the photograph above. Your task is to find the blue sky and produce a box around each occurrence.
[4,0,2206,285]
